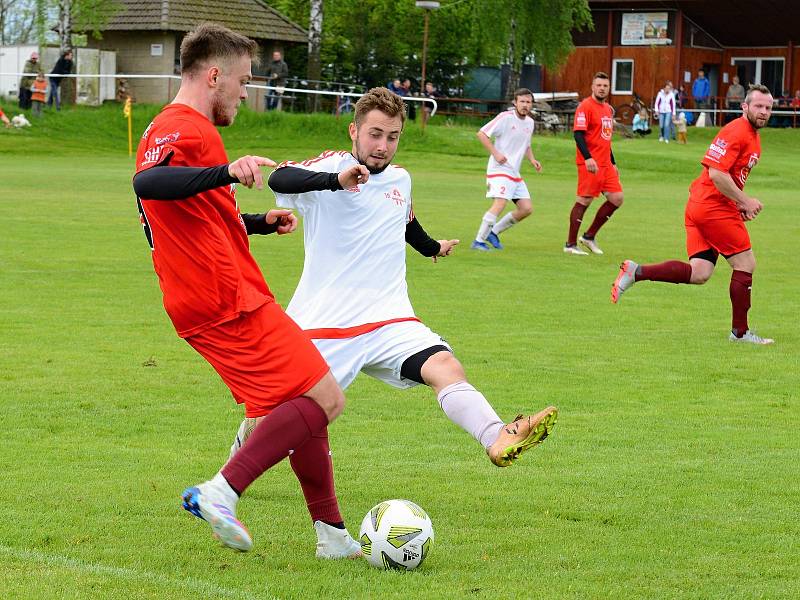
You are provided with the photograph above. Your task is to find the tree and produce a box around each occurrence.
[307,0,322,109]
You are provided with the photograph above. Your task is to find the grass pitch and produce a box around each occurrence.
[1,105,799,599]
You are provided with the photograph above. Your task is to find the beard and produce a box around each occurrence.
[745,109,768,129]
[211,90,236,126]
[354,139,392,174]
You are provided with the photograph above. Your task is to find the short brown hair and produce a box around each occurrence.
[180,23,259,75]
[745,84,772,103]
[514,88,533,100]
[593,72,610,81]
[354,87,406,127]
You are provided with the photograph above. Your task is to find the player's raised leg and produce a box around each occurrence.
[490,197,532,249]
[411,348,557,467]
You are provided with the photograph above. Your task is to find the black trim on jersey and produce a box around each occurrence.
[405,217,441,257]
[133,163,237,200]
[268,166,342,194]
[241,213,280,235]
[400,345,451,384]
[574,130,592,160]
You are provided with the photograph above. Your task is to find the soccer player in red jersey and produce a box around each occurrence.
[611,85,774,345]
[565,72,624,256]
[132,23,359,555]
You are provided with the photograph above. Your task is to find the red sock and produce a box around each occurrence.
[584,201,619,238]
[567,203,588,245]
[222,396,328,495]
[730,270,752,336]
[289,429,343,524]
[636,261,692,284]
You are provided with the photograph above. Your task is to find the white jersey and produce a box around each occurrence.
[480,109,534,178]
[274,150,416,331]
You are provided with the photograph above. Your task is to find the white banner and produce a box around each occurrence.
[621,13,670,46]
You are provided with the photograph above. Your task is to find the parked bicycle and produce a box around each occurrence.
[613,91,651,126]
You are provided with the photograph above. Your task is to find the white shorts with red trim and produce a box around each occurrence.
[309,320,451,390]
[485,173,530,201]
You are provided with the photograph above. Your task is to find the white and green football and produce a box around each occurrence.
[358,499,434,570]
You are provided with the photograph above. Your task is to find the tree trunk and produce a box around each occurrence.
[58,0,76,105]
[504,17,520,99]
[307,0,323,112]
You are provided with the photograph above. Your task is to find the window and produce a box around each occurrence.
[732,57,784,95]
[612,59,633,94]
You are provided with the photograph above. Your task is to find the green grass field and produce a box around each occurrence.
[1,105,799,599]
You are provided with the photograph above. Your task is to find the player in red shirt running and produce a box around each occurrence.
[565,72,624,256]
[132,23,359,556]
[611,85,774,345]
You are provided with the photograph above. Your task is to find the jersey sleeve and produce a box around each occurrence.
[701,130,742,173]
[273,151,345,212]
[136,118,205,174]
[573,102,590,132]
[480,112,507,138]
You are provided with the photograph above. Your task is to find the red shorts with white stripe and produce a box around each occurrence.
[486,174,530,200]
[685,200,751,258]
[576,163,622,198]
[186,301,330,418]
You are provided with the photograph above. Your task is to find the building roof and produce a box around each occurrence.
[95,0,307,43]
[590,0,799,47]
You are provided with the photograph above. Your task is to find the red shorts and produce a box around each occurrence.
[685,200,751,258]
[576,163,623,198]
[186,301,330,418]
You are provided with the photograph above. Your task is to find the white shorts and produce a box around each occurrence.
[486,176,530,201]
[311,320,451,390]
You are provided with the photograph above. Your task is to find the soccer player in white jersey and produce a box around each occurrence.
[232,87,558,550]
[471,88,542,251]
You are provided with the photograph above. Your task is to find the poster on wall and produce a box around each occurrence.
[621,12,670,45]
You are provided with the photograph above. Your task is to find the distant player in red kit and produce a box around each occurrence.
[132,23,360,556]
[565,71,624,256]
[612,85,774,345]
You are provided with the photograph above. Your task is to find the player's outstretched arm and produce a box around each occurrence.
[228,155,276,190]
[134,164,238,200]
[433,239,460,263]
[268,166,344,193]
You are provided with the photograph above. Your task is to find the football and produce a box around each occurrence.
[358,499,434,570]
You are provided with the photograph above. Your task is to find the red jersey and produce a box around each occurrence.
[135,103,273,338]
[689,116,761,210]
[573,96,614,166]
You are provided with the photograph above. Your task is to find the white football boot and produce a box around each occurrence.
[182,473,252,551]
[729,330,774,345]
[314,521,362,559]
[579,235,604,255]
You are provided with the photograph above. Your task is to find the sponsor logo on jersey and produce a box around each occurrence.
[601,116,613,140]
[345,185,361,193]
[385,187,406,206]
[140,145,162,167]
[141,121,154,139]
[155,131,180,145]
[708,142,727,157]
[714,137,728,148]
[575,111,587,127]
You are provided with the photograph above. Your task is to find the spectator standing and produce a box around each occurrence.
[725,76,745,123]
[48,50,74,111]
[654,82,676,142]
[18,51,39,110]
[421,81,442,126]
[675,84,689,109]
[266,50,288,110]
[30,72,48,117]
[387,79,403,95]
[692,69,711,110]
[400,78,416,120]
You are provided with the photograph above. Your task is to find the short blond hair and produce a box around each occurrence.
[354,87,406,127]
[745,84,772,103]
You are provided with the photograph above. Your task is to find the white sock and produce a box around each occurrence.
[437,381,504,449]
[475,212,496,243]
[210,472,239,504]
[491,213,518,235]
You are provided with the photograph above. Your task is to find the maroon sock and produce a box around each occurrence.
[222,396,328,495]
[289,429,343,524]
[584,201,619,238]
[567,202,588,246]
[730,270,752,336]
[636,260,692,284]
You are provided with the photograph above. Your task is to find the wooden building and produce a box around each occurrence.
[86,0,306,106]
[544,0,799,114]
